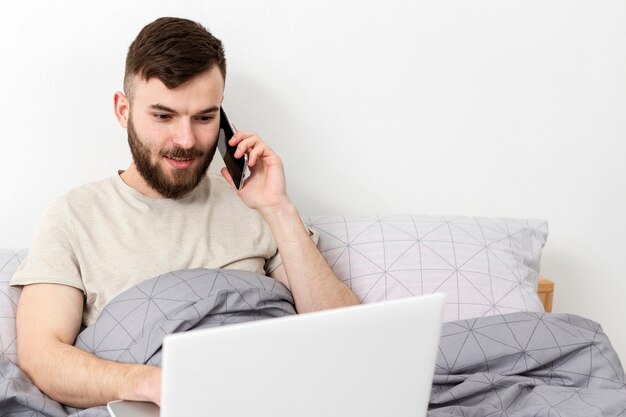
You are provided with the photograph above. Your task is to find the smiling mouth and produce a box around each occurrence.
[164,156,195,169]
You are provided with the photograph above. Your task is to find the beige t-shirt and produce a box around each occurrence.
[11,172,315,327]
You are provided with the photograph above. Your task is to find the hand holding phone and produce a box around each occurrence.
[217,107,250,190]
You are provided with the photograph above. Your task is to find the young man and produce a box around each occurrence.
[11,17,358,408]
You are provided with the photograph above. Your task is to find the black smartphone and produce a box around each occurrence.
[217,107,249,190]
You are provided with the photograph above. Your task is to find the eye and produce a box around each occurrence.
[196,115,216,123]
[154,113,172,122]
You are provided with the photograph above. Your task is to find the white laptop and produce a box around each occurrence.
[108,293,445,417]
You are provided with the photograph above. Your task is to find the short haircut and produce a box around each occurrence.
[124,17,226,99]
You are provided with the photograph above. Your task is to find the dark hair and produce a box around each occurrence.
[124,17,226,97]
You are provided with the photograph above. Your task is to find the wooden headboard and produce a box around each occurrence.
[537,275,554,312]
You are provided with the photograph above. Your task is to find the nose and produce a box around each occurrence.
[172,119,196,149]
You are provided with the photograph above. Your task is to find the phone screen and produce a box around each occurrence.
[217,107,249,190]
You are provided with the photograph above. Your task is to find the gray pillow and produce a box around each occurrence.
[303,215,548,322]
[0,249,25,364]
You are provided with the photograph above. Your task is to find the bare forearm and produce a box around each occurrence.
[260,202,359,313]
[20,341,158,408]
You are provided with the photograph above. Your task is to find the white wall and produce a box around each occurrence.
[1,1,625,360]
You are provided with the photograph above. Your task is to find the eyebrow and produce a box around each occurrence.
[149,104,220,115]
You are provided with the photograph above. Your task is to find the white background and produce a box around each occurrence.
[1,1,625,360]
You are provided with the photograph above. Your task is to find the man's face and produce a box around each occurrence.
[126,66,224,199]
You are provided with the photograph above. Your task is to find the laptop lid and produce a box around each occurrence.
[158,293,445,417]
[108,400,159,417]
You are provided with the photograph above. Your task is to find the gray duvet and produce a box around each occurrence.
[1,268,624,416]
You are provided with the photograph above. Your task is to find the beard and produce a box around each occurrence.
[127,115,216,199]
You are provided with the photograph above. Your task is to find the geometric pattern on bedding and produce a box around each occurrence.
[303,215,548,322]
[0,249,24,365]
[436,312,625,389]
[430,311,626,415]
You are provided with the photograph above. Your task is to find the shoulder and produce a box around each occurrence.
[64,176,117,202]
[205,173,247,206]
[205,172,268,224]
[47,176,117,218]
[206,172,234,193]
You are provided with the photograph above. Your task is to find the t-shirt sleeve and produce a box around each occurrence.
[264,225,320,274]
[10,197,85,292]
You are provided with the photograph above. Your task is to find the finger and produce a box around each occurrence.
[228,131,258,146]
[234,136,264,159]
[229,135,255,158]
[248,144,267,167]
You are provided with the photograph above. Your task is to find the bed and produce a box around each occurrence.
[0,214,624,416]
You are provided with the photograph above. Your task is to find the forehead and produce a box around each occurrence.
[131,66,224,110]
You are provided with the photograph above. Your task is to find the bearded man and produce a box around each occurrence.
[11,17,358,408]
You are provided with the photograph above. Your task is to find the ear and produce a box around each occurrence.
[113,91,130,128]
